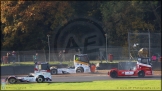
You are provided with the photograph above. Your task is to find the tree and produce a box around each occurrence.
[70,1,102,21]
[1,1,74,50]
[100,1,161,47]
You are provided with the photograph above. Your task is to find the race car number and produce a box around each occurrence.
[125,71,134,75]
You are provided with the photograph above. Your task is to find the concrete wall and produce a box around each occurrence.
[1,66,15,75]
[96,62,161,71]
[1,62,160,76]
[1,64,68,75]
[96,63,118,70]
[151,62,162,71]
[1,66,34,75]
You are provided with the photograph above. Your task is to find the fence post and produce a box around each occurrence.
[18,55,20,65]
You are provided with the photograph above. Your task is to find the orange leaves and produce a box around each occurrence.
[18,0,25,5]
[17,22,23,27]
[1,1,74,50]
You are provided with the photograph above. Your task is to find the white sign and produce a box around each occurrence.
[125,71,134,75]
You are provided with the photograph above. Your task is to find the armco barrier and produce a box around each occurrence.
[96,62,161,71]
[1,64,68,75]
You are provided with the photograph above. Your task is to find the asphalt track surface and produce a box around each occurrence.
[51,75,161,83]
[1,72,161,83]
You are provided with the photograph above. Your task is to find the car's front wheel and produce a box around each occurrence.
[36,76,45,83]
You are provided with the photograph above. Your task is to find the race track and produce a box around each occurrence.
[51,75,161,82]
[1,72,161,83]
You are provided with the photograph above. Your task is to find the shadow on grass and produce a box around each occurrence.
[47,81,93,84]
[10,81,93,84]
[111,76,161,79]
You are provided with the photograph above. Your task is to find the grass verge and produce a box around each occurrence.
[1,80,161,90]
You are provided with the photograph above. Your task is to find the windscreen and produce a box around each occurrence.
[40,63,50,70]
[118,62,137,70]
[75,55,89,63]
[138,58,150,64]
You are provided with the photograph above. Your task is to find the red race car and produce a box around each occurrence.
[108,58,153,78]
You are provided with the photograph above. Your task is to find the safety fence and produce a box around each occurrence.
[1,47,161,65]
[128,33,161,59]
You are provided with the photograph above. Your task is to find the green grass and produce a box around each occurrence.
[1,80,161,90]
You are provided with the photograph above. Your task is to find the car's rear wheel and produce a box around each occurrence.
[110,71,118,78]
[76,67,84,73]
[138,71,145,78]
[8,77,17,84]
[36,76,45,83]
[51,69,58,75]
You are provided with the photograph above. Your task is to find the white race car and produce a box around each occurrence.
[50,54,92,75]
[5,62,52,84]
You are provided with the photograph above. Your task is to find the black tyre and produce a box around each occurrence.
[110,71,118,78]
[8,77,17,84]
[138,71,145,78]
[36,76,45,83]
[76,67,84,73]
[51,69,58,75]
